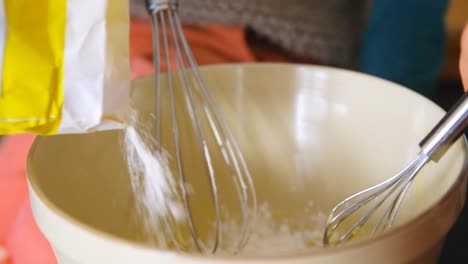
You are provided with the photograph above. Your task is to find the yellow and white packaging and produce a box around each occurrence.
[0,0,130,135]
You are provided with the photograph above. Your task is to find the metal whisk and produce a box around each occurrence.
[323,92,468,247]
[143,0,256,254]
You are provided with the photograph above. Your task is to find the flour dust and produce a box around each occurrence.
[123,113,185,247]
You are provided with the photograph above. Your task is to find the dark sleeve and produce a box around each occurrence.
[359,0,449,98]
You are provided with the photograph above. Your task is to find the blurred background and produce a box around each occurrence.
[436,0,466,109]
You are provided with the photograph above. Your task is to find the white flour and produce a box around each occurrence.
[214,202,326,256]
[123,116,326,255]
[123,120,186,246]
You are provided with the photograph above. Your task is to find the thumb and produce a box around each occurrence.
[460,23,468,91]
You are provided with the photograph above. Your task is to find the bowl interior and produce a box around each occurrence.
[27,63,466,253]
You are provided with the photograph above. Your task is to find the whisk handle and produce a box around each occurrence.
[419,92,468,162]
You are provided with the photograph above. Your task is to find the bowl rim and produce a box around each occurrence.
[26,62,468,261]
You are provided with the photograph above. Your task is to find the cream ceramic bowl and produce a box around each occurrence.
[27,63,467,264]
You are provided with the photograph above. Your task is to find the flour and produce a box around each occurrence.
[123,113,186,246]
[122,113,326,255]
[214,201,327,256]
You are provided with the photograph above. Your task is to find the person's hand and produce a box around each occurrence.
[461,23,468,91]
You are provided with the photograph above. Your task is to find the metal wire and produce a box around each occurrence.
[323,154,430,246]
[145,0,256,254]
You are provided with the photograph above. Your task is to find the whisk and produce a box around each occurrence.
[323,92,468,246]
[143,0,256,254]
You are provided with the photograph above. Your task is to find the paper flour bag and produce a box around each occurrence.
[0,0,131,135]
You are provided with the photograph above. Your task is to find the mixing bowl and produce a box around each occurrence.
[27,63,468,264]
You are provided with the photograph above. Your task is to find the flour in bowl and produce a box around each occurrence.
[122,113,327,255]
[212,201,327,256]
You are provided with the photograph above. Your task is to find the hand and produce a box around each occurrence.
[461,23,468,91]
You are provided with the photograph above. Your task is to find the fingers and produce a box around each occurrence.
[460,23,468,91]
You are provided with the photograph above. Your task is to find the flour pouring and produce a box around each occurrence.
[128,0,257,254]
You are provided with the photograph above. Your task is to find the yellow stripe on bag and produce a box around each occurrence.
[0,0,67,135]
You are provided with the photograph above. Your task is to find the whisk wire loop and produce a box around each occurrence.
[323,154,430,246]
[144,0,256,254]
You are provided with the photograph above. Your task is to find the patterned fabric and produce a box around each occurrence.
[130,0,368,68]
